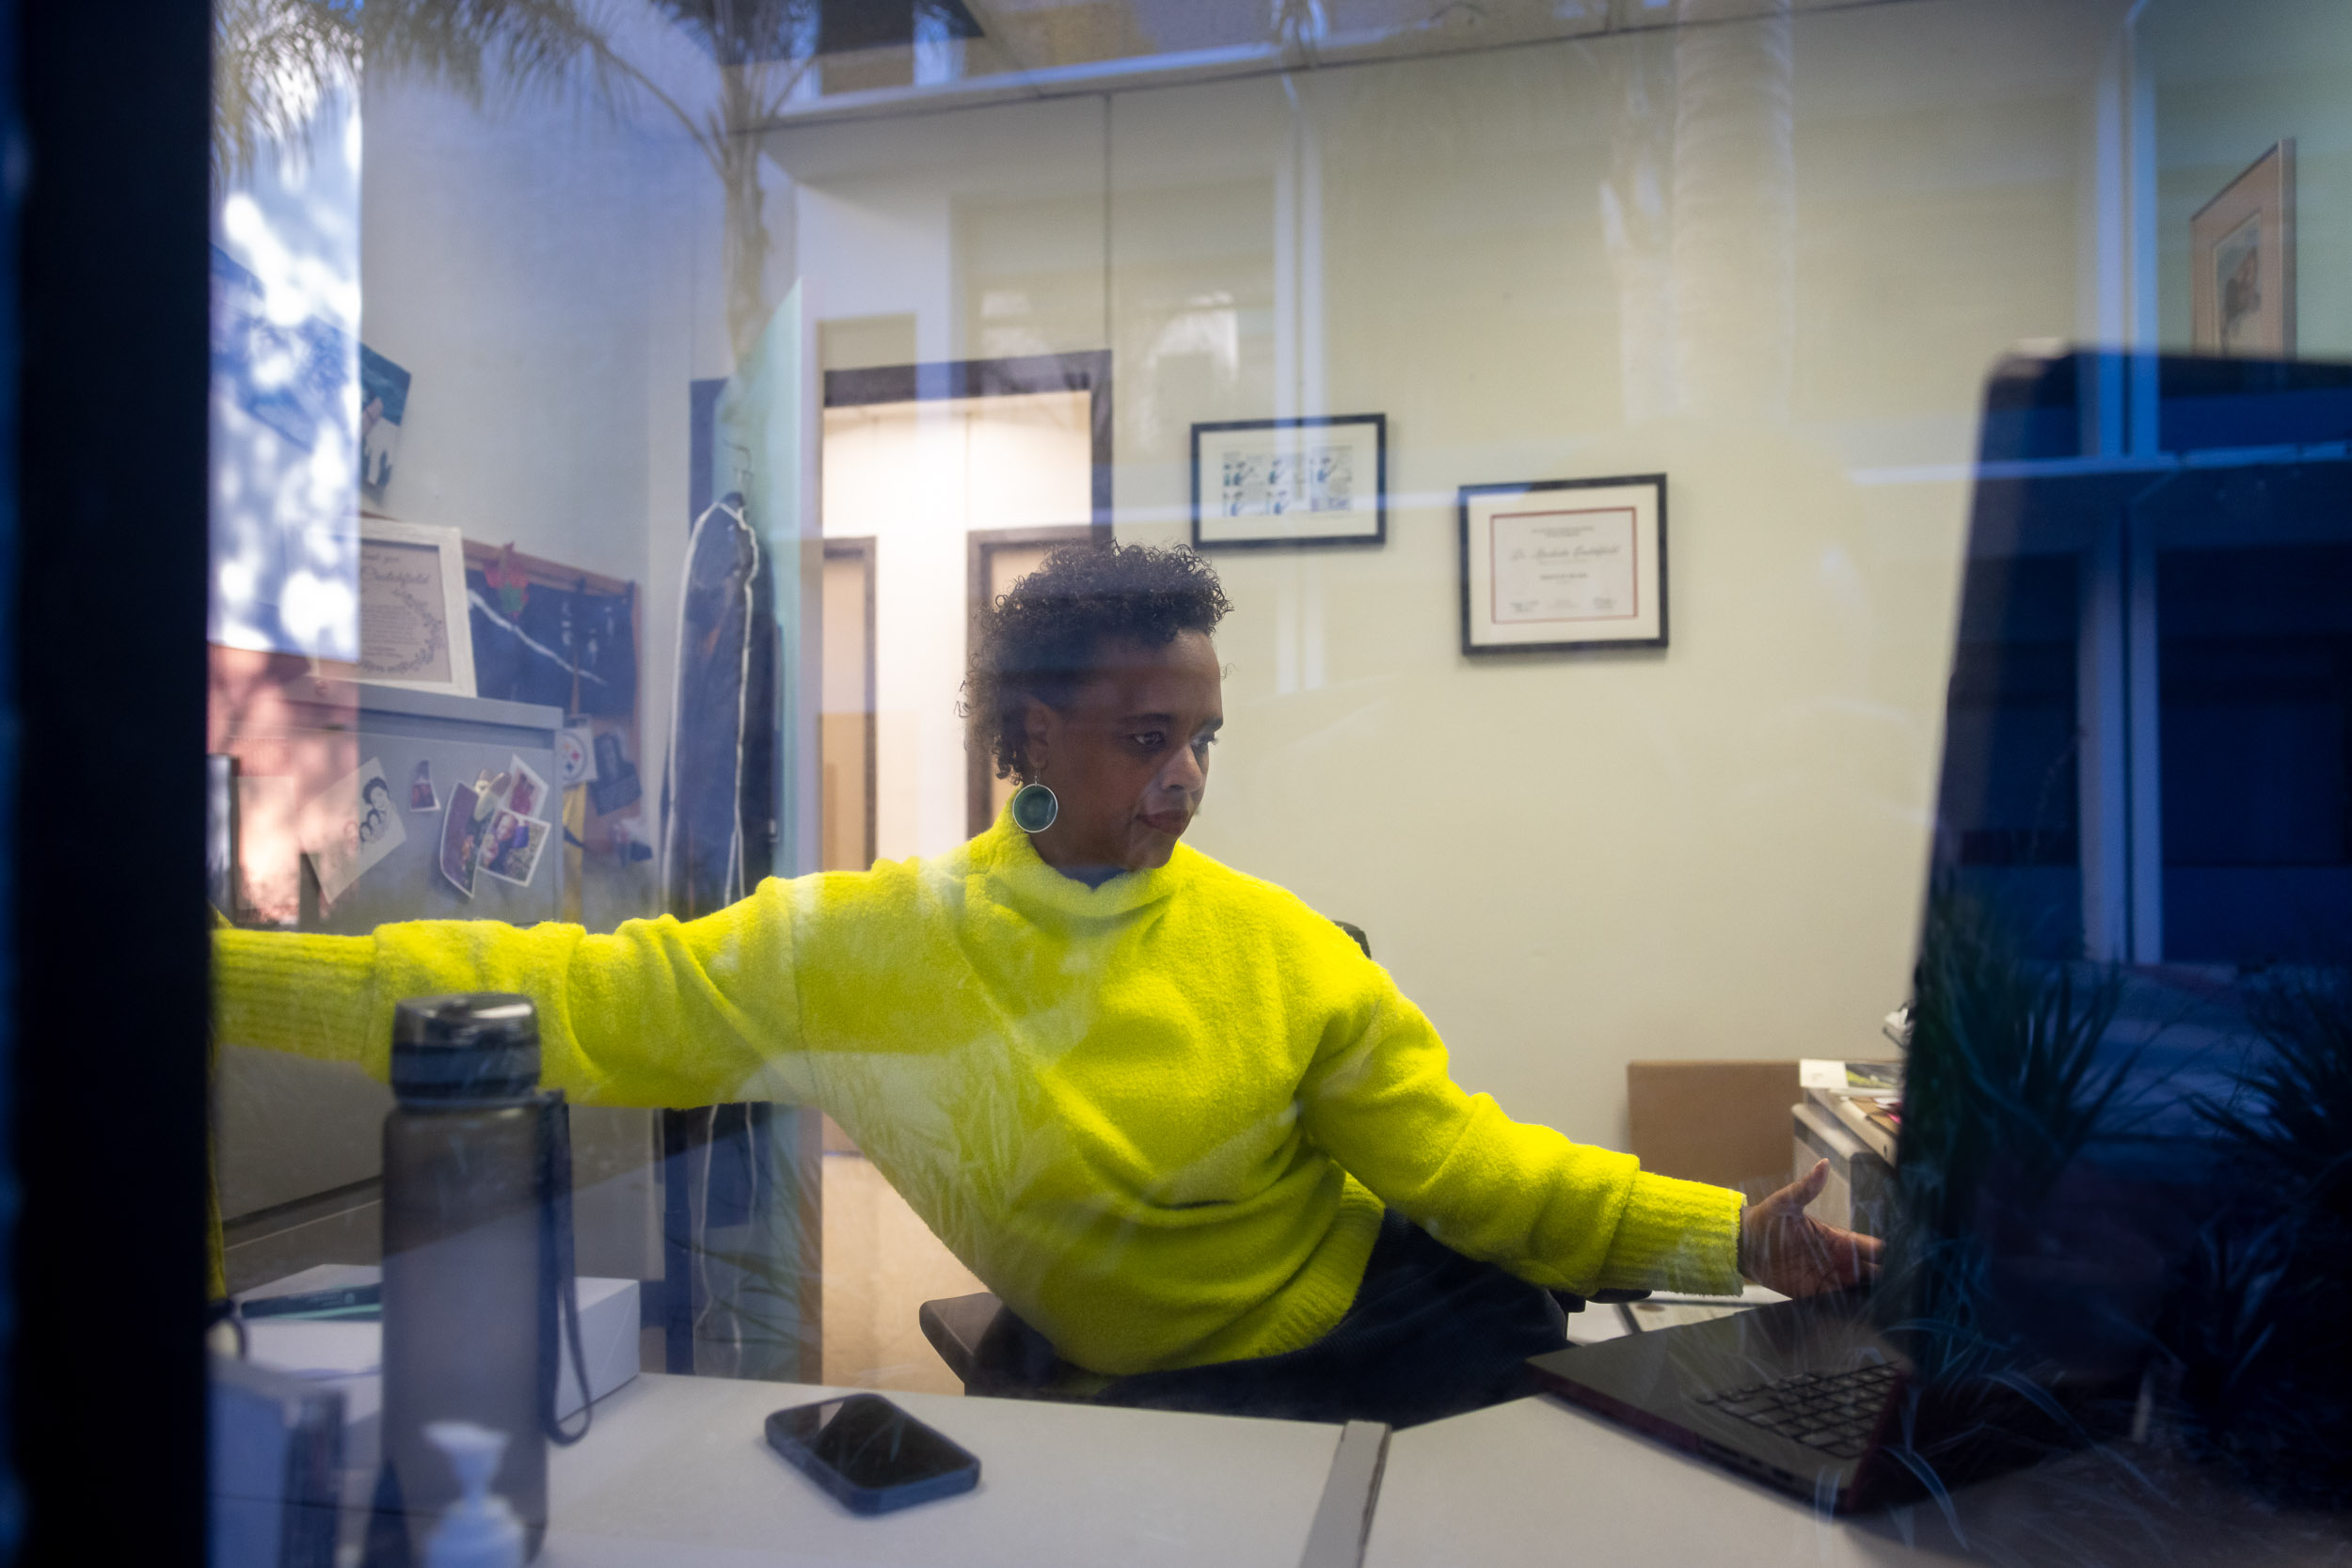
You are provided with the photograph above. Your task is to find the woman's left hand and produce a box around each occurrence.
[1739,1159,1883,1298]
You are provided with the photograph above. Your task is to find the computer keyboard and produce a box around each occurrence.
[1689,1361,1900,1460]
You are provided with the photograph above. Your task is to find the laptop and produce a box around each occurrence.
[1531,347,2352,1514]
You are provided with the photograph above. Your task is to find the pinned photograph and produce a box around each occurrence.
[478,809,552,889]
[298,758,406,908]
[359,344,411,499]
[409,759,438,811]
[438,782,485,897]
[590,731,642,815]
[505,754,551,820]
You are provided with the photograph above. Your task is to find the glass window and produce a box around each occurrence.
[185,0,2352,1560]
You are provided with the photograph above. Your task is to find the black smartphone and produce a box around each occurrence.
[764,1395,981,1515]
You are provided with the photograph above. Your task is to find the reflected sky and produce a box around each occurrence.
[210,88,361,662]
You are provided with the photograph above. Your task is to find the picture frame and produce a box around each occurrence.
[2191,140,2295,356]
[1459,474,1667,655]
[335,518,478,696]
[1190,414,1386,550]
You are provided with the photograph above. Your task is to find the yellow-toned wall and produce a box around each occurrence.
[773,0,2110,1151]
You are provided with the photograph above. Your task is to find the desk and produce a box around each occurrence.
[493,1372,2345,1568]
[1365,1392,2346,1568]
[539,1373,1351,1568]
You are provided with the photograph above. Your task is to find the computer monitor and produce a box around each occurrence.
[1893,347,2352,1506]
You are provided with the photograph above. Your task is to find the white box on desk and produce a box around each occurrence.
[237,1264,641,1474]
[1793,1101,1893,1237]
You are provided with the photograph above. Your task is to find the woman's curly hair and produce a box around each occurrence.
[964,541,1232,784]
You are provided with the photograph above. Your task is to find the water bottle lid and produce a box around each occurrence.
[391,993,541,1101]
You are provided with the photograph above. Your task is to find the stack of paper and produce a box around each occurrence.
[211,1354,344,1568]
[1798,1058,1902,1163]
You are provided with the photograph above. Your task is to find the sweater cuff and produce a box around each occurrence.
[212,928,384,1075]
[1597,1170,1744,1295]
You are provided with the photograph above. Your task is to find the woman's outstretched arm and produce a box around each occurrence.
[213,876,818,1109]
[1295,943,1742,1298]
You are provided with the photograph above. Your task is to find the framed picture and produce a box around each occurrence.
[1191,414,1386,550]
[2191,140,2295,356]
[1459,474,1667,655]
[358,343,412,500]
[335,519,478,695]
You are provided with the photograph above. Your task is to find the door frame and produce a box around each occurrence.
[820,350,1113,534]
[820,535,879,869]
[966,524,1099,834]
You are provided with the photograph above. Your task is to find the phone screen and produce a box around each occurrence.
[769,1396,975,1491]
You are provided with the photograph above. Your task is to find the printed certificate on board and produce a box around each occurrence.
[322,518,478,696]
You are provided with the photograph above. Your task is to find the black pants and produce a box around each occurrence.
[1096,1212,1571,1429]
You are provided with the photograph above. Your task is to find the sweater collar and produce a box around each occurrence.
[973,802,1193,920]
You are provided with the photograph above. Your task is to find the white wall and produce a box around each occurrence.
[343,0,2344,1156]
[358,27,736,925]
[769,0,2119,1152]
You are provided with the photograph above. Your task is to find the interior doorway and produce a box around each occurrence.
[818,352,1109,863]
[814,352,1109,1391]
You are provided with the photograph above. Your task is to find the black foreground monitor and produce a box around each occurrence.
[1893,348,2352,1510]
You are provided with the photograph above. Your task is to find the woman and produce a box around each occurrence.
[215,543,1875,1426]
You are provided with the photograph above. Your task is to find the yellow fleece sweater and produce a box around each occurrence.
[213,810,1741,1375]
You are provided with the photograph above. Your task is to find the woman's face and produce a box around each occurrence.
[1023,630,1222,874]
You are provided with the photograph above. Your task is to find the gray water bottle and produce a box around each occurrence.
[375,994,587,1564]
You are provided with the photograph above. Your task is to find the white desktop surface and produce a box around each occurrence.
[1366,1395,1905,1568]
[539,1372,1347,1568]
[1364,1392,2344,1568]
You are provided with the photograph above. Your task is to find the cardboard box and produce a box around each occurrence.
[1626,1060,1803,1196]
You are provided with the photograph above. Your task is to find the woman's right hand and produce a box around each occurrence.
[1738,1159,1883,1298]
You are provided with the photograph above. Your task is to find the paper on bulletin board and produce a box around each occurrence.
[298,757,405,908]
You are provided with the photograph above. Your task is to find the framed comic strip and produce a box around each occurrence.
[1459,474,1667,654]
[1191,414,1386,549]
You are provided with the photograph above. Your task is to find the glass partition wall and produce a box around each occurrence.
[199,0,2352,1560]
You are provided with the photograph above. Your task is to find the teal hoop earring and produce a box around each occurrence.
[1010,781,1058,833]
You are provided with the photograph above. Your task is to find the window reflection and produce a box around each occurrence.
[195,0,2352,1560]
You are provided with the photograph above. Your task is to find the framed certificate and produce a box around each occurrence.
[334,518,478,695]
[1458,474,1667,654]
[1190,413,1386,550]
